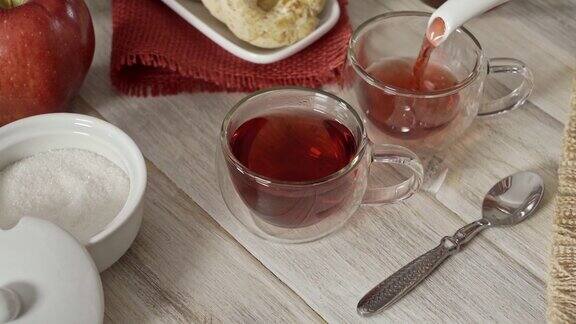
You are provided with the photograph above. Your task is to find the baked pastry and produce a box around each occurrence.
[201,0,326,48]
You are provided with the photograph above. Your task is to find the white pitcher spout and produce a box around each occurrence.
[428,0,510,46]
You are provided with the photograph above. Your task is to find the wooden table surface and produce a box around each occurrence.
[77,0,576,322]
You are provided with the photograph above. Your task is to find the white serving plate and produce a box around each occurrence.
[160,0,341,64]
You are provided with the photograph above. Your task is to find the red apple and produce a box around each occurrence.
[0,0,95,126]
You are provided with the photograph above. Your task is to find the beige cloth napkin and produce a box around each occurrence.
[548,79,576,323]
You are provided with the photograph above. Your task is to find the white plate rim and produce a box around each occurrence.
[159,0,341,64]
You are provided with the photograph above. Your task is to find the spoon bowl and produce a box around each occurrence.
[482,171,544,226]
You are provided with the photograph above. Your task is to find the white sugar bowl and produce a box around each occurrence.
[0,113,147,272]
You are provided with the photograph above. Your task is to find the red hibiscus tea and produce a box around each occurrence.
[357,16,460,141]
[228,109,360,228]
[359,57,460,140]
[231,111,357,181]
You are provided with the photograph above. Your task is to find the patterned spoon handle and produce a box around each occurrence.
[357,220,488,316]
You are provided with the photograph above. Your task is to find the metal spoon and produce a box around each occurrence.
[357,171,544,316]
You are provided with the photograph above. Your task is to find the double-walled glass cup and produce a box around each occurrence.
[344,11,534,158]
[217,88,424,243]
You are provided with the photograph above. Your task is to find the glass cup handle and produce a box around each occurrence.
[362,144,424,204]
[479,57,534,116]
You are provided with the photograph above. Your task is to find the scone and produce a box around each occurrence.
[202,0,327,49]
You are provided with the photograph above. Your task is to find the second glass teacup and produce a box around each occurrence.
[217,87,424,243]
[344,11,534,158]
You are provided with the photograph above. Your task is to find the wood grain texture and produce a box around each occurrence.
[77,0,575,322]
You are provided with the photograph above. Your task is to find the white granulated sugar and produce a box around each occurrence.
[0,149,130,243]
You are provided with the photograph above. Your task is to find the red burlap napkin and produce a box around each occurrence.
[111,0,352,95]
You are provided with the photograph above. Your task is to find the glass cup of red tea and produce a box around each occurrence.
[344,11,534,159]
[217,87,424,243]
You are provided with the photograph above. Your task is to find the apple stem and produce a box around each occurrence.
[0,0,26,9]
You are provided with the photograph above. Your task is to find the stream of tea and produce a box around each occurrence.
[413,17,447,87]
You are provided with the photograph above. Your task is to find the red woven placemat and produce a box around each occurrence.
[111,0,352,95]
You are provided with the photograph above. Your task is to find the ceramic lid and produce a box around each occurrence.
[0,217,104,324]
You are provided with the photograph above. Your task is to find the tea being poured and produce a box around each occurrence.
[355,1,512,144]
[411,0,510,85]
[413,16,446,85]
